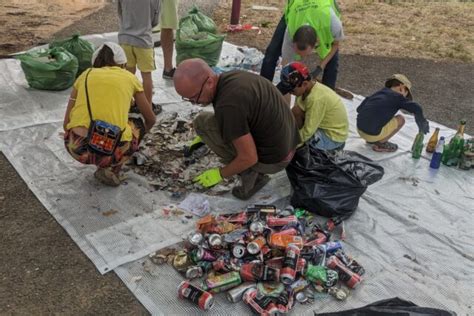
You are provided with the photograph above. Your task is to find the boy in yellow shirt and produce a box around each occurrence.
[277,62,348,150]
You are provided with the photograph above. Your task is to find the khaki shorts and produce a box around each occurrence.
[120,44,156,72]
[160,0,179,29]
[358,117,399,143]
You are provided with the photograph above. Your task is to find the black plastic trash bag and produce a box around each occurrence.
[16,47,78,91]
[314,297,456,316]
[286,145,384,219]
[176,6,225,67]
[50,34,94,77]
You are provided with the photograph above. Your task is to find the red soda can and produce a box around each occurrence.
[240,262,262,282]
[280,244,300,285]
[266,215,298,227]
[243,288,275,315]
[296,257,306,273]
[326,255,362,288]
[272,227,298,237]
[212,259,232,273]
[177,280,214,310]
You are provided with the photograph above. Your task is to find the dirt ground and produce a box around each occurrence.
[0,0,473,314]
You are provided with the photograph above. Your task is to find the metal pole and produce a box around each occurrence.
[230,0,241,26]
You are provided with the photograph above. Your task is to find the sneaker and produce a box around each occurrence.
[372,141,398,152]
[162,68,176,79]
[94,168,121,187]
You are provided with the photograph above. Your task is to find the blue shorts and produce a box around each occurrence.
[308,129,345,151]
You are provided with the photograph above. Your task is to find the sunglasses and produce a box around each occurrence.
[182,77,209,105]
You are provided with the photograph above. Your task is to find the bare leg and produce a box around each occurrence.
[141,71,153,105]
[161,28,174,72]
[379,114,405,143]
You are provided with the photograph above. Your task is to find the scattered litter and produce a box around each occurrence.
[227,24,261,34]
[408,214,419,220]
[130,111,237,195]
[251,5,279,11]
[131,276,143,283]
[179,193,211,217]
[398,176,420,186]
[102,209,118,217]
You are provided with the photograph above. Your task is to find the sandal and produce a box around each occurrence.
[232,174,270,200]
[372,141,398,152]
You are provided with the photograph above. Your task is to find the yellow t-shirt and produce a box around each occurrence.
[297,83,348,144]
[67,66,143,141]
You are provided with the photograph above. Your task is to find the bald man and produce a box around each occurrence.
[174,58,300,200]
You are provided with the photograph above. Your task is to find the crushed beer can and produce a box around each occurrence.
[226,282,257,303]
[177,280,214,310]
[206,271,242,293]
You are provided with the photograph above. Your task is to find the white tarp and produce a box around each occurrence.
[0,33,472,315]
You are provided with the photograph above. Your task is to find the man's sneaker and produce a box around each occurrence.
[162,68,176,79]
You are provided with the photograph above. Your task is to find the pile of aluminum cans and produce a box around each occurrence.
[174,205,365,313]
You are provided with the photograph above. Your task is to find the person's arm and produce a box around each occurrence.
[320,41,339,70]
[63,88,78,131]
[400,100,429,133]
[219,133,258,178]
[292,104,305,129]
[151,0,160,28]
[134,91,156,132]
[298,99,325,143]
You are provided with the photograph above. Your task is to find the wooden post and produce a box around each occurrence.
[230,0,241,26]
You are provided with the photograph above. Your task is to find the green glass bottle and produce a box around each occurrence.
[412,132,424,159]
[442,120,466,166]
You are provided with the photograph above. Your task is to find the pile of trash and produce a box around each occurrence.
[150,204,364,313]
[130,110,237,195]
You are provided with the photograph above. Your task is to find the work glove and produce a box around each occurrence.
[417,119,430,135]
[193,168,223,188]
[183,135,204,157]
[310,66,323,79]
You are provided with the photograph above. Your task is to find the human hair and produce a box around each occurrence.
[92,45,117,68]
[293,25,317,51]
[385,79,403,89]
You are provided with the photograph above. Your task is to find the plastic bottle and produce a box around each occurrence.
[430,137,445,169]
[426,128,440,153]
[412,133,424,159]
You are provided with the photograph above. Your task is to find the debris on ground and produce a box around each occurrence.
[130,110,237,196]
[162,204,365,312]
[398,176,420,187]
[102,209,119,217]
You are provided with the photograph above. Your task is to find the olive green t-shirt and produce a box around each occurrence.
[213,71,300,164]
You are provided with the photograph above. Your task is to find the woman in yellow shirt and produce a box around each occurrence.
[63,42,156,186]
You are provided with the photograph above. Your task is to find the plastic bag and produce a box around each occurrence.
[176,6,225,66]
[286,145,384,219]
[315,297,456,316]
[16,47,78,91]
[50,34,94,77]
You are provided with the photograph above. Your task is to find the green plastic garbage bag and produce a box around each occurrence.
[16,47,79,91]
[50,34,94,77]
[176,6,225,67]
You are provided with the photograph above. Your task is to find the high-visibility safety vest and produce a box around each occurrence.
[285,0,341,59]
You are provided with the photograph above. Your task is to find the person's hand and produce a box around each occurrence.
[419,119,430,134]
[193,168,223,188]
[184,135,204,157]
[310,66,323,79]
